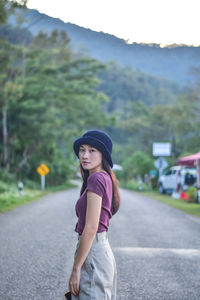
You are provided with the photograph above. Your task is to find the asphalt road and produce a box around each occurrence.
[0,184,200,300]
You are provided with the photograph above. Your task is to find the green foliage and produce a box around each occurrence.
[121,180,152,192]
[0,180,8,193]
[119,87,200,157]
[98,61,180,112]
[0,169,16,182]
[186,187,197,203]
[0,26,111,184]
[122,151,154,181]
[0,24,32,44]
[150,177,158,190]
[0,0,27,23]
[43,148,73,186]
[0,187,47,212]
[0,0,7,23]
[0,182,77,212]
[23,178,40,189]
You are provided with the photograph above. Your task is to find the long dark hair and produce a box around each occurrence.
[79,157,120,215]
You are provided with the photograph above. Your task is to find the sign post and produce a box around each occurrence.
[154,157,168,178]
[37,163,50,190]
[152,143,171,178]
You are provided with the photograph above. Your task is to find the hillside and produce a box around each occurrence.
[7,8,200,86]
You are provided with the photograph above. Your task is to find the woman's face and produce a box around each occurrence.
[79,144,103,174]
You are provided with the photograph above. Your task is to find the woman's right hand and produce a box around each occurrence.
[68,267,81,297]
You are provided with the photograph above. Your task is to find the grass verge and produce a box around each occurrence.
[0,182,77,213]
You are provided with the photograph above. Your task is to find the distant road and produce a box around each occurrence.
[0,186,200,300]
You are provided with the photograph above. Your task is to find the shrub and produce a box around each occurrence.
[151,177,158,190]
[186,186,197,203]
[121,180,152,192]
[0,170,16,183]
[0,180,8,193]
[23,179,40,189]
[122,151,154,181]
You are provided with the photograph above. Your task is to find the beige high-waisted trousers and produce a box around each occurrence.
[71,231,117,300]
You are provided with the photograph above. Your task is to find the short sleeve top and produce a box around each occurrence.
[75,172,113,234]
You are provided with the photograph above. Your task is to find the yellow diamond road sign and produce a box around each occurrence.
[37,164,50,176]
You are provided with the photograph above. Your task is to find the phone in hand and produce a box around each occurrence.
[64,291,72,300]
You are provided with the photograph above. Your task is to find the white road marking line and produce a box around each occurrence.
[114,247,200,257]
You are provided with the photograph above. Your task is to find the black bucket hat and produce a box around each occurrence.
[73,130,113,168]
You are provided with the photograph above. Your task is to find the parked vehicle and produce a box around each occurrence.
[158,166,197,194]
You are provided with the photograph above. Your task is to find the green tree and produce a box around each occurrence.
[120,89,200,160]
[0,38,22,170]
[122,151,154,181]
[98,61,180,112]
[1,29,111,184]
[0,0,27,24]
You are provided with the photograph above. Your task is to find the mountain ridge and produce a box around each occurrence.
[7,7,200,86]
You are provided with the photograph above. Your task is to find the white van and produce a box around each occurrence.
[158,166,197,194]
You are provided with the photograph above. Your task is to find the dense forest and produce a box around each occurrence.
[0,1,200,185]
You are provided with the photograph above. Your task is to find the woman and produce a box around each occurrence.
[68,130,120,299]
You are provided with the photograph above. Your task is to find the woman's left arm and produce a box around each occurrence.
[68,191,102,296]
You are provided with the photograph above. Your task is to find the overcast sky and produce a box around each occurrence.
[27,0,200,46]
